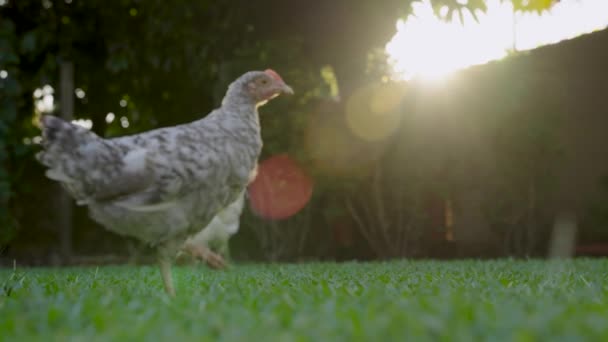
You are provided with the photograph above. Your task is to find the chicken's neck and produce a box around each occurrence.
[215,98,263,172]
[219,93,261,130]
[221,103,259,131]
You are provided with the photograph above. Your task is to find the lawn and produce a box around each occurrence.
[1,259,607,341]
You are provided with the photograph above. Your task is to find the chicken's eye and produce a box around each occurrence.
[260,79,269,85]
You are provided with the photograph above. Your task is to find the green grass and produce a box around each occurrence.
[1,259,607,341]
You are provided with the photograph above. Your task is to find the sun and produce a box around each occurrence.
[386,0,608,82]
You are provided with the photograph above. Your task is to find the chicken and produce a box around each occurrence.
[36,69,293,296]
[180,190,246,268]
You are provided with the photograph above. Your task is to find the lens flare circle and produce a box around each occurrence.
[248,154,313,220]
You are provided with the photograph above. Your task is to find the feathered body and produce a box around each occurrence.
[36,70,293,295]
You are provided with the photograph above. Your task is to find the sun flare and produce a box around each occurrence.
[386,0,608,81]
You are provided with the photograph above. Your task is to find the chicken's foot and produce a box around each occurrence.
[182,241,226,269]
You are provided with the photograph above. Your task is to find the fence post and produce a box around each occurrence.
[58,60,74,262]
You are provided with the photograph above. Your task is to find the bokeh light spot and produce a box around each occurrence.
[345,83,404,142]
[248,154,313,221]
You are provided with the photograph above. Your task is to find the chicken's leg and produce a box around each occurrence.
[159,258,175,297]
[217,241,231,262]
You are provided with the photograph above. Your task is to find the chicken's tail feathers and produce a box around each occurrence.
[39,115,66,147]
[38,115,83,150]
[36,115,98,166]
[36,114,101,199]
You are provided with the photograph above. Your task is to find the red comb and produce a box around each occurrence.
[264,69,284,82]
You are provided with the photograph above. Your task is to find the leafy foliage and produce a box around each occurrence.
[0,18,33,246]
[429,0,556,22]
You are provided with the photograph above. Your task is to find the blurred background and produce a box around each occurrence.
[1,0,608,266]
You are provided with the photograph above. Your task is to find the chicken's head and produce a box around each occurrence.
[226,69,294,106]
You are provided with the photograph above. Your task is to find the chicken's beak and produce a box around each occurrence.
[280,83,294,95]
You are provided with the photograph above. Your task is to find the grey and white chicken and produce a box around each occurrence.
[37,69,293,296]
